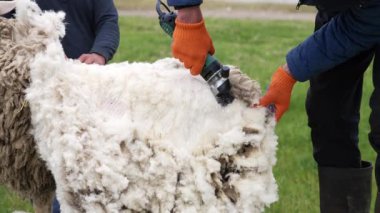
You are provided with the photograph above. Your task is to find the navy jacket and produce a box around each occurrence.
[167,0,202,7]
[298,0,362,12]
[287,0,380,81]
[36,0,119,61]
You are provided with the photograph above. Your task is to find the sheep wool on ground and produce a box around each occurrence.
[3,0,279,212]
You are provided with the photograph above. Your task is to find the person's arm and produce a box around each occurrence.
[82,0,120,64]
[177,5,202,23]
[169,4,215,75]
[260,2,380,121]
[287,3,380,82]
[167,0,202,8]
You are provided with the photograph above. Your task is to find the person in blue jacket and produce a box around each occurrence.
[168,0,380,212]
[166,0,213,76]
[36,0,120,65]
[2,0,120,65]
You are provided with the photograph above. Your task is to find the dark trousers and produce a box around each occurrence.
[370,48,380,187]
[52,196,60,213]
[306,11,379,183]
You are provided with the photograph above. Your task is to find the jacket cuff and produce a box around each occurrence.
[286,48,309,82]
[174,4,201,9]
[90,48,111,63]
[167,0,202,7]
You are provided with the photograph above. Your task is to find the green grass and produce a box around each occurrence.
[0,187,33,213]
[0,16,376,212]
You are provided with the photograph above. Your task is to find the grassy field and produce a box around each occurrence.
[0,16,377,213]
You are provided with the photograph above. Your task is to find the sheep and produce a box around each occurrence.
[1,0,279,212]
[0,2,61,212]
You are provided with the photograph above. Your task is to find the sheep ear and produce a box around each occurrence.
[0,1,16,15]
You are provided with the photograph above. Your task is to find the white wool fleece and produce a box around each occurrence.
[28,54,278,212]
[17,0,279,212]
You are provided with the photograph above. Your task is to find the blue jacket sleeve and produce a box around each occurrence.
[167,0,202,7]
[286,2,380,82]
[90,0,120,62]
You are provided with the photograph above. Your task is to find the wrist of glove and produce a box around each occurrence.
[259,66,296,121]
[172,19,215,75]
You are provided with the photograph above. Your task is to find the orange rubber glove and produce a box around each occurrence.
[172,19,215,75]
[259,66,297,121]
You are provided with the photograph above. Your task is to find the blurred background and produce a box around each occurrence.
[0,1,376,213]
[115,0,316,19]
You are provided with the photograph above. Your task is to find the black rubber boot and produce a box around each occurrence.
[318,161,372,213]
[375,193,380,213]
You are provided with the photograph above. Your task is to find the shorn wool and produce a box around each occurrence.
[3,0,279,212]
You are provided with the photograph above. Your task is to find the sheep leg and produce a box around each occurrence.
[32,192,55,213]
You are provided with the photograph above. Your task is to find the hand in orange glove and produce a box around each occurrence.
[259,65,297,121]
[172,18,215,75]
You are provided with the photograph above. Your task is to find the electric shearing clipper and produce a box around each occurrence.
[156,0,234,106]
